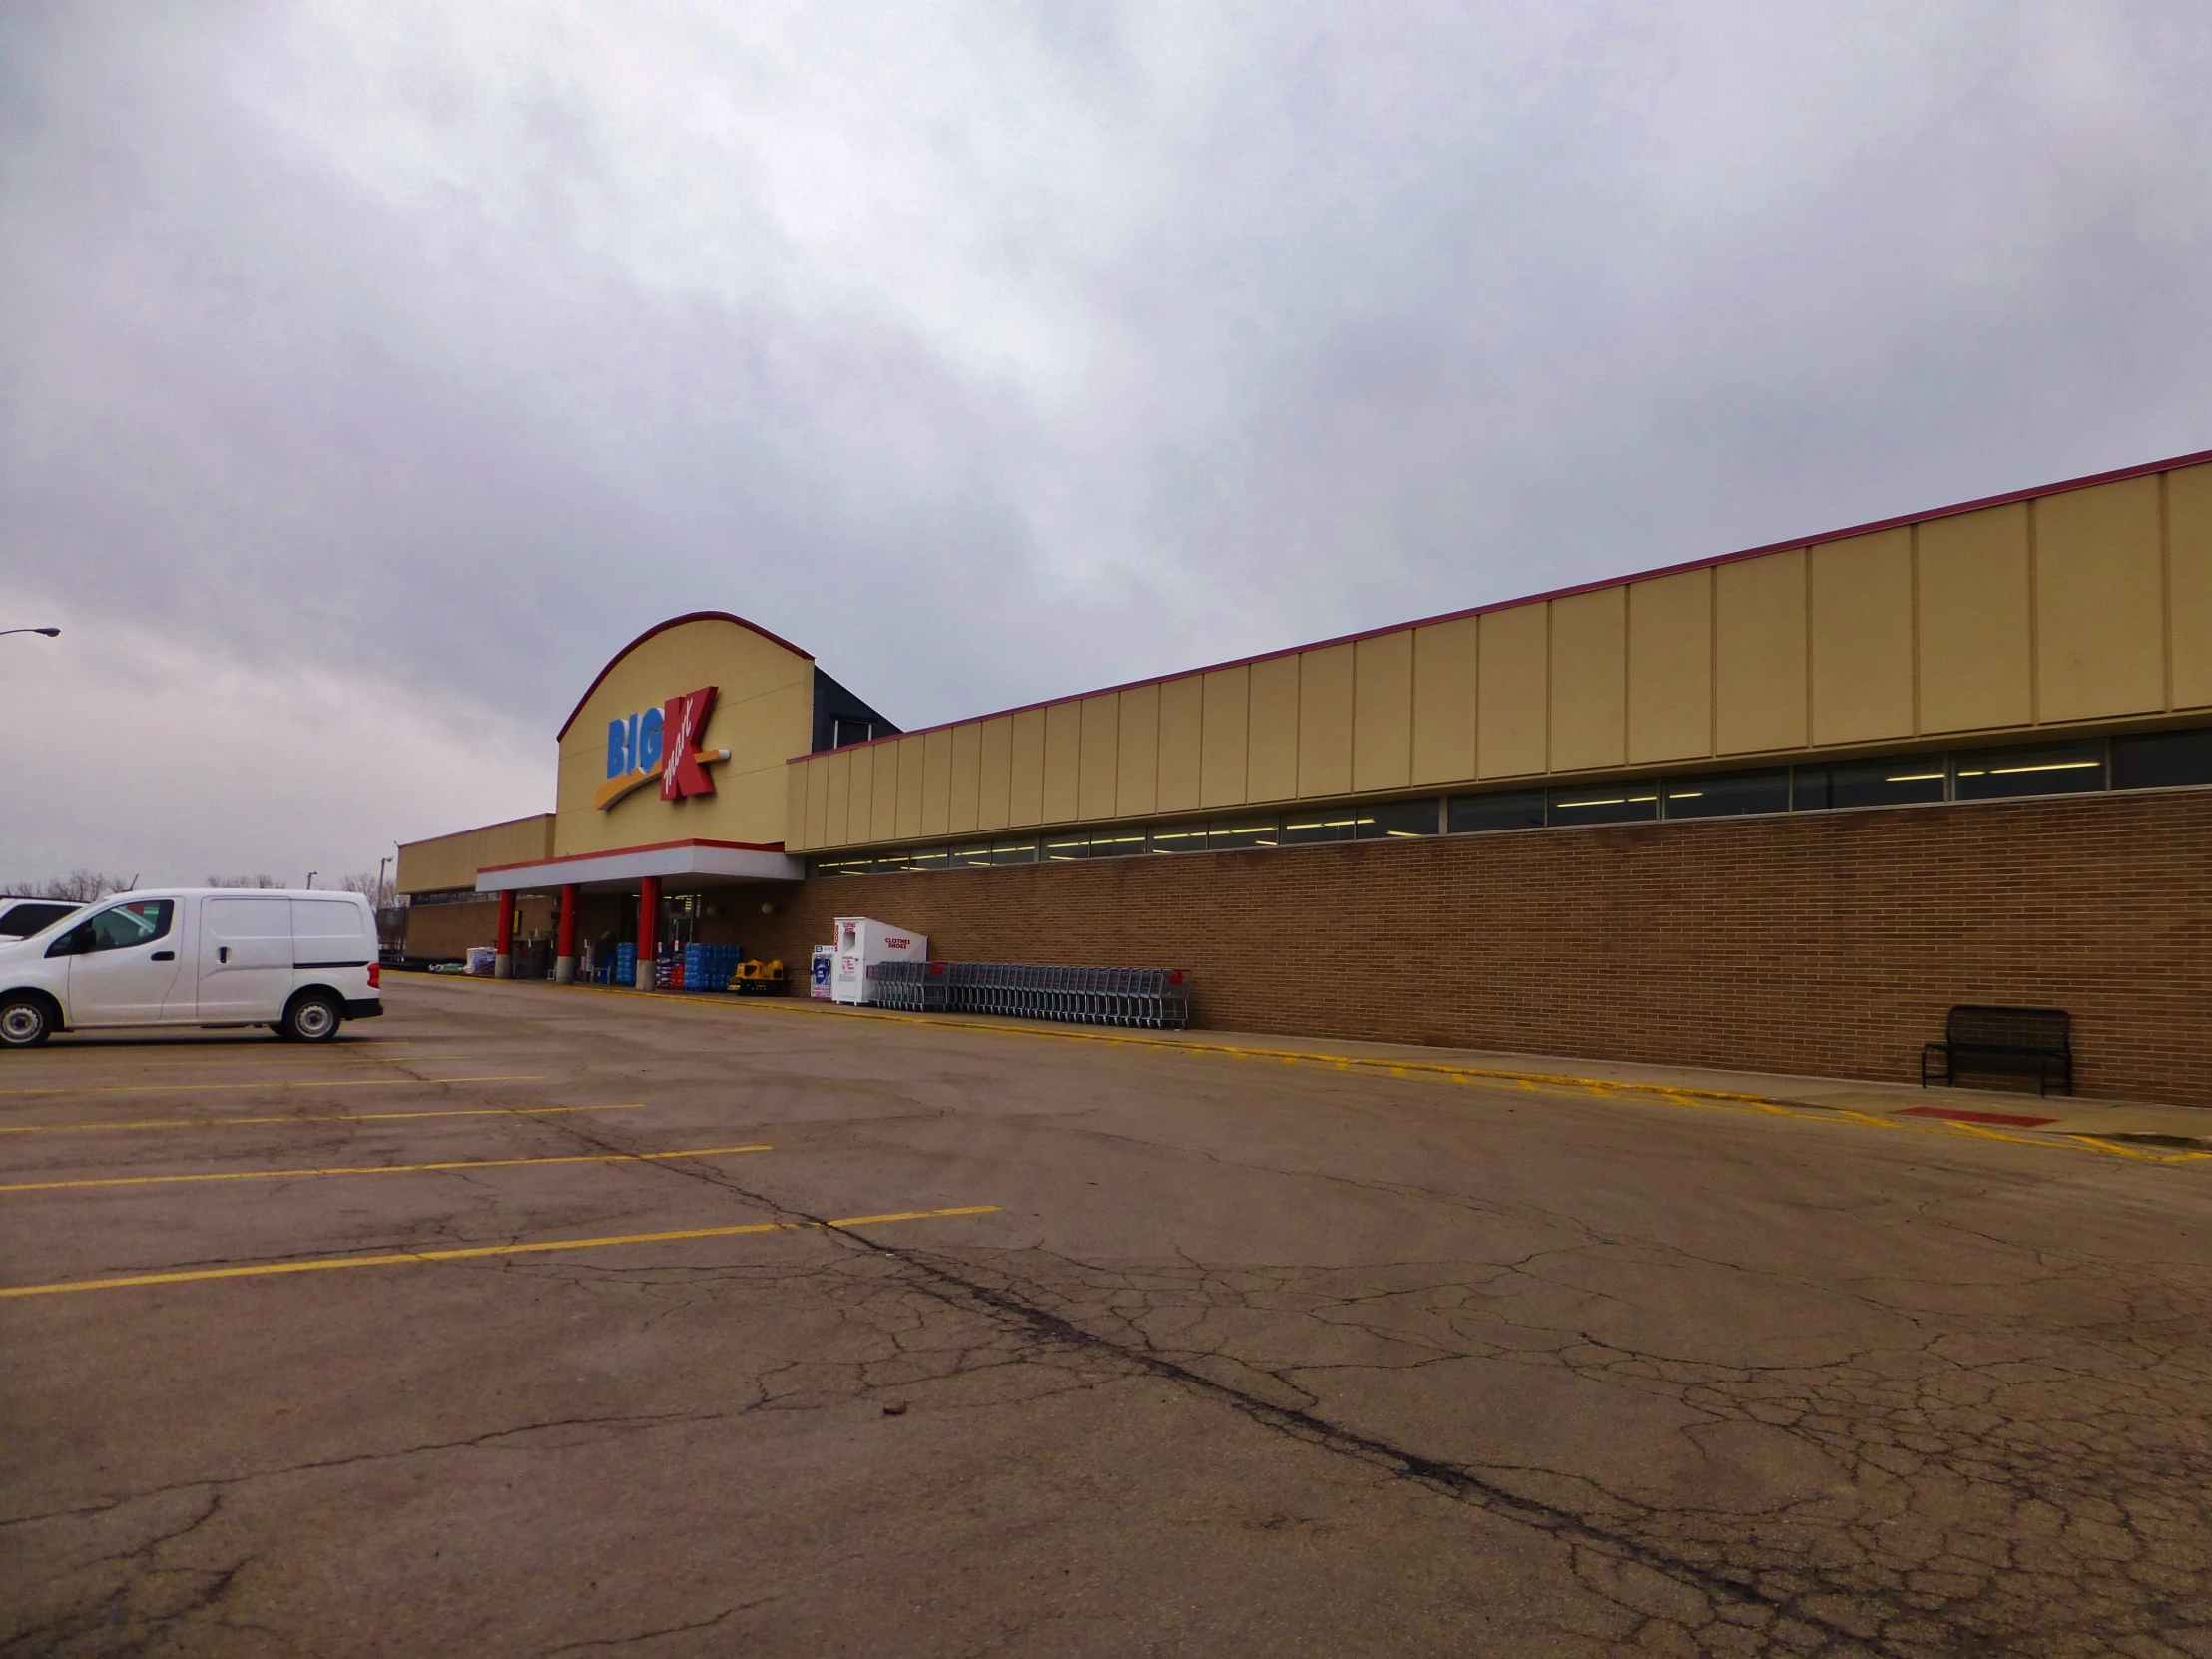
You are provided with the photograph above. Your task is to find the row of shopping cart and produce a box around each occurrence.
[868,961,1191,1030]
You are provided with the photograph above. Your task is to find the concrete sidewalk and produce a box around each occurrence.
[421,970,2212,1149]
[1223,1033,2212,1147]
[1153,1035,2205,1148]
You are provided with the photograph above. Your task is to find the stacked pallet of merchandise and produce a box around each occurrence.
[680,942,744,991]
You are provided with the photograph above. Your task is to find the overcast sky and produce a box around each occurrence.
[4,2,2209,888]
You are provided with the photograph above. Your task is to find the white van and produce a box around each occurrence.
[0,889,383,1048]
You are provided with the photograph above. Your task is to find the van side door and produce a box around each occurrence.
[196,896,294,1022]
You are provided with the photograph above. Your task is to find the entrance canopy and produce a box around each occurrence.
[475,838,804,895]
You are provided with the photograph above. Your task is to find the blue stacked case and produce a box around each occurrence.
[612,943,637,985]
[680,942,744,991]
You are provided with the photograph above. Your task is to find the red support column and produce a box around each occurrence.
[636,877,660,990]
[554,884,580,984]
[493,889,516,979]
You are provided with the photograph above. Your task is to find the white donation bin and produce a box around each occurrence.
[830,916,927,1005]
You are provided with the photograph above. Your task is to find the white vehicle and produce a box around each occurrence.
[0,889,383,1049]
[0,897,82,938]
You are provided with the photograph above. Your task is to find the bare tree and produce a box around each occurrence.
[207,875,284,888]
[336,870,398,908]
[33,870,132,901]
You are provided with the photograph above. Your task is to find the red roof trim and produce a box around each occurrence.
[788,445,2212,762]
[557,613,814,741]
[479,837,788,874]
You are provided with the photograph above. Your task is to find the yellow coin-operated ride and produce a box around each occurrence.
[731,958,786,995]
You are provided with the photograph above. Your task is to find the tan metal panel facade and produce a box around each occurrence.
[1409,617,1478,785]
[1077,696,1119,820]
[2035,477,2165,723]
[397,815,554,894]
[1809,528,1914,746]
[1157,676,1203,811]
[857,748,893,844]
[1476,603,1547,778]
[1115,684,1160,816]
[1627,569,1712,764]
[976,717,1013,830]
[1549,587,1627,772]
[892,735,926,839]
[920,729,953,838]
[777,453,2212,853]
[1715,550,1807,755]
[803,757,830,850]
[1352,632,1413,791]
[1199,667,1251,808]
[2174,463,2212,710]
[1245,655,1301,802]
[1918,503,2033,734]
[824,749,853,849]
[948,722,983,833]
[786,763,810,856]
[868,742,899,842]
[1296,643,1355,796]
[845,744,875,844]
[1008,707,1047,827]
[1042,701,1082,823]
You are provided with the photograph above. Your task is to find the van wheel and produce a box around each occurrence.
[280,990,343,1044]
[0,993,56,1048]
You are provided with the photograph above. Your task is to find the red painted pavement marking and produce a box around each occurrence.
[1895,1105,2058,1128]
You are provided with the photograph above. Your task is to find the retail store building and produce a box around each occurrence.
[399,450,2212,1104]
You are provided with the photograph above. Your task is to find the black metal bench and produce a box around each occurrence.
[1921,1005,2072,1096]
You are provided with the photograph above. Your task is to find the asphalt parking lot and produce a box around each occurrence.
[4,979,2211,1658]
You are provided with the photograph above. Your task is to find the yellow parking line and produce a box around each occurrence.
[0,1104,648,1137]
[7,1048,461,1073]
[0,1057,480,1085]
[0,1205,1001,1299]
[0,1076,542,1100]
[334,1053,470,1063]
[0,1144,772,1194]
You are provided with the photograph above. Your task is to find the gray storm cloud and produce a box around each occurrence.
[3,1,2209,882]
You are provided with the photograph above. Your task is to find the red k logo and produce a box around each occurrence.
[660,686,720,800]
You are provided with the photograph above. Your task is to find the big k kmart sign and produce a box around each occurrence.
[595,687,730,810]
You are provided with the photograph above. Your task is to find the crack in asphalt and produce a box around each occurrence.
[0,1412,728,1535]
[540,1600,776,1655]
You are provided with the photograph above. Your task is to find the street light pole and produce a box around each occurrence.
[0,627,61,640]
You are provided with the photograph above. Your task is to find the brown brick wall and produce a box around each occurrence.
[744,789,2212,1107]
[402,901,497,960]
[399,896,556,960]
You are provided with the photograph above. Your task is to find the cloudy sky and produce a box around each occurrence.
[3,1,2209,888]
